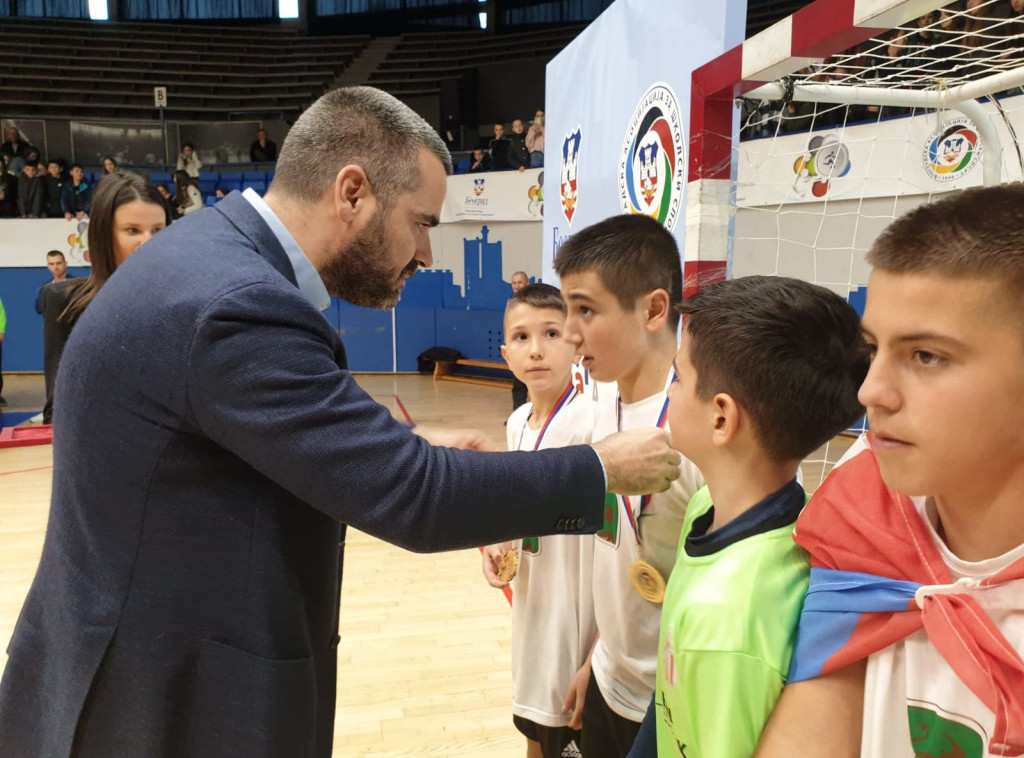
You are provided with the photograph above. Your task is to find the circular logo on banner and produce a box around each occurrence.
[618,83,685,230]
[923,117,982,182]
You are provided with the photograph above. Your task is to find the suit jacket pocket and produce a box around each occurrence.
[185,638,316,758]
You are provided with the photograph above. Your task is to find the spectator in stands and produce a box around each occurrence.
[526,110,545,168]
[173,169,204,216]
[214,187,229,199]
[490,123,511,171]
[508,119,531,172]
[41,172,171,425]
[62,164,93,220]
[469,148,491,173]
[102,156,118,175]
[176,142,203,178]
[35,250,73,315]
[17,162,45,219]
[155,182,173,206]
[1,127,32,176]
[250,129,278,163]
[0,156,18,218]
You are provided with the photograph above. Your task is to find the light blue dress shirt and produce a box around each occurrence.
[242,188,331,312]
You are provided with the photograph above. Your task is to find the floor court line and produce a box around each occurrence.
[0,465,53,478]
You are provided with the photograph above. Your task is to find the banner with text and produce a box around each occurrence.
[541,0,747,283]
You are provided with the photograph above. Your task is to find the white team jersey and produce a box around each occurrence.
[589,383,705,721]
[861,497,1024,758]
[506,392,598,727]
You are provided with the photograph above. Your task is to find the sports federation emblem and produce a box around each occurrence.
[793,134,851,198]
[618,83,685,231]
[560,127,582,225]
[923,117,982,182]
[473,178,485,196]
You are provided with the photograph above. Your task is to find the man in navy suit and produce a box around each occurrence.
[0,87,680,757]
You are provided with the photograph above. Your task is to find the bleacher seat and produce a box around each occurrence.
[218,171,244,194]
[455,158,470,174]
[205,196,217,207]
[242,179,266,194]
[149,171,172,185]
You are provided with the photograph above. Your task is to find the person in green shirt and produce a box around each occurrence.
[626,275,868,758]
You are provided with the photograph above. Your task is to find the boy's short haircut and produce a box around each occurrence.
[553,214,683,329]
[680,276,868,462]
[867,183,1024,295]
[46,250,65,260]
[505,282,566,319]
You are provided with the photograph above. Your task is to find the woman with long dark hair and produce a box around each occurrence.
[40,172,171,423]
[172,169,203,216]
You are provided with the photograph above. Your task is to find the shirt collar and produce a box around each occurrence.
[241,188,331,311]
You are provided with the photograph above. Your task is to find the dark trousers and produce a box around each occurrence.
[581,674,642,758]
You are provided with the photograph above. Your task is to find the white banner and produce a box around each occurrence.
[541,0,747,283]
[441,170,545,223]
[737,92,1024,208]
[0,218,91,268]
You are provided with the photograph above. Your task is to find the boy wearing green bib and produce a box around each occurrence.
[628,276,868,758]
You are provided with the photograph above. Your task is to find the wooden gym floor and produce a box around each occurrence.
[0,373,852,757]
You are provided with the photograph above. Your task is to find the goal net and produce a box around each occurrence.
[689,0,1024,488]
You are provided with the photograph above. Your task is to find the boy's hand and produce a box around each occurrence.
[593,428,681,495]
[481,541,517,588]
[562,658,592,730]
[414,426,495,451]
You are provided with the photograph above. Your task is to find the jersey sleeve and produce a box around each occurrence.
[658,650,784,758]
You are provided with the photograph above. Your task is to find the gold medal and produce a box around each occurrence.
[629,560,666,604]
[496,546,520,583]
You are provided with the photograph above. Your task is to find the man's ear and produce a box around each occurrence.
[643,288,671,333]
[711,393,741,448]
[333,164,374,223]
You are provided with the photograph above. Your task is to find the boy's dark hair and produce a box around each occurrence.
[505,282,566,318]
[46,250,65,261]
[554,214,683,329]
[680,276,868,462]
[868,184,1024,295]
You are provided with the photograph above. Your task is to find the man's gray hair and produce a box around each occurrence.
[272,86,452,207]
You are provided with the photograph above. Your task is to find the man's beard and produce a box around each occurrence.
[320,209,418,310]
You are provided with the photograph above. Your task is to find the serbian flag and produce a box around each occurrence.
[787,436,1024,756]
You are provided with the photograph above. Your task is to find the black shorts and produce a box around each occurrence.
[513,715,583,758]
[580,675,642,758]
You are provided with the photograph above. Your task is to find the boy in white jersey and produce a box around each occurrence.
[554,215,705,758]
[482,283,596,758]
[758,184,1024,758]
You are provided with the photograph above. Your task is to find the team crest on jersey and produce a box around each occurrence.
[473,178,486,196]
[662,630,677,687]
[560,127,582,226]
[618,83,685,231]
[907,704,984,758]
[923,117,982,182]
[597,493,619,546]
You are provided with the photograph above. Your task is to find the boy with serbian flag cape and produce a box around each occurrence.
[788,435,1024,756]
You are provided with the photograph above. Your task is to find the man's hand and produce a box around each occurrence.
[414,425,495,452]
[593,428,680,495]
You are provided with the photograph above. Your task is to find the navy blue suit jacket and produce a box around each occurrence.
[0,192,605,757]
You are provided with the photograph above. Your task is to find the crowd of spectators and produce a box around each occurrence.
[741,0,1024,138]
[470,110,545,173]
[0,127,279,219]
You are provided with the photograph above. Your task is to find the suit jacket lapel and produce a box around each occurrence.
[214,191,299,288]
